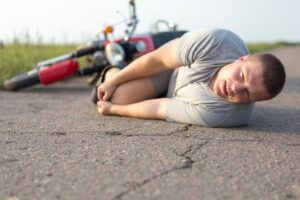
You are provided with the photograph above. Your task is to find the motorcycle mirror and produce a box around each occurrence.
[129,0,135,6]
[155,19,178,32]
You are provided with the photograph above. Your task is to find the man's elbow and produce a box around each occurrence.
[156,98,171,120]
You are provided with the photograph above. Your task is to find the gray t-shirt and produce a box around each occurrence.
[166,29,255,127]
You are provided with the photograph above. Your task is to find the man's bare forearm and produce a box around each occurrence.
[110,39,180,86]
[108,98,171,120]
[111,53,163,85]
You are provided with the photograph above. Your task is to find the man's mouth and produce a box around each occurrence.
[222,80,228,96]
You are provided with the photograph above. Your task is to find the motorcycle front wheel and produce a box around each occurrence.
[3,69,40,91]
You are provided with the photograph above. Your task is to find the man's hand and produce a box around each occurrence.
[97,101,113,115]
[97,80,117,101]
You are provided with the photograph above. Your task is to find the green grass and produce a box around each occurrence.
[0,42,77,87]
[1,41,299,88]
[247,41,300,53]
[0,42,76,85]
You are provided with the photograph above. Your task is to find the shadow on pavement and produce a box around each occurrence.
[283,77,300,93]
[240,106,300,135]
[7,76,299,136]
[21,85,91,94]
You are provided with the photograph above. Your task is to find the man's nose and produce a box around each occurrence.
[231,82,246,95]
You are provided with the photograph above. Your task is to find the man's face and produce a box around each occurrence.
[209,56,271,104]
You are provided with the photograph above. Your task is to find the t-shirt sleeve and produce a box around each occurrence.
[166,98,254,127]
[165,98,225,127]
[176,29,228,66]
[176,29,249,67]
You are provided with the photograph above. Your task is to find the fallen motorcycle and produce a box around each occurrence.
[3,0,186,91]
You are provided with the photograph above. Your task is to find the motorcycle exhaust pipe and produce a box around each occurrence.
[39,59,79,85]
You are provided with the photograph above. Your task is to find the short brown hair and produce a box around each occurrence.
[250,53,286,98]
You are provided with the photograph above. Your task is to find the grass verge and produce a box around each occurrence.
[0,42,76,87]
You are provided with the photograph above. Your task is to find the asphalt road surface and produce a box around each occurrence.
[0,47,299,200]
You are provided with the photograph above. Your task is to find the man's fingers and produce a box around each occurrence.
[100,92,105,101]
[97,101,109,115]
[98,87,105,101]
[103,92,109,101]
[97,82,116,101]
[97,107,103,114]
[97,86,102,100]
[97,101,104,114]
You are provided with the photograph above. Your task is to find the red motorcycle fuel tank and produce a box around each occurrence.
[39,59,79,85]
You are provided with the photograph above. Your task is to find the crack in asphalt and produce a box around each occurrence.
[0,158,19,165]
[215,138,264,142]
[287,144,300,147]
[0,125,191,137]
[3,130,294,148]
[0,125,192,137]
[121,124,192,137]
[175,140,210,168]
[103,124,192,137]
[166,124,192,136]
[112,139,209,200]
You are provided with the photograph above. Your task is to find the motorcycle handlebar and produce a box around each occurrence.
[74,44,104,57]
[77,63,107,76]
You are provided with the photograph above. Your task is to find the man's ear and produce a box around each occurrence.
[239,55,249,62]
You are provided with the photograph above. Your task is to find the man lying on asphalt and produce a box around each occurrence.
[93,28,286,127]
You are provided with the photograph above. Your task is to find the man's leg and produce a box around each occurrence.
[97,68,173,119]
[103,68,170,105]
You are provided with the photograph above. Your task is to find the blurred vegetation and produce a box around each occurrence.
[0,39,299,88]
[0,41,77,86]
[247,41,300,53]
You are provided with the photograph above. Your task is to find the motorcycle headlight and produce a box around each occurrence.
[105,42,125,67]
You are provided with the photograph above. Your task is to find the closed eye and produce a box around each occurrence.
[240,71,244,80]
[241,71,251,100]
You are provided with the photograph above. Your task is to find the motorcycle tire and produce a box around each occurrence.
[90,87,98,104]
[4,70,40,91]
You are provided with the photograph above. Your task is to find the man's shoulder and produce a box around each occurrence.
[184,28,244,44]
[179,28,246,53]
[200,99,255,127]
[181,28,248,61]
[184,28,232,40]
[199,28,231,35]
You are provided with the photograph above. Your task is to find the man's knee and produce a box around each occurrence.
[110,78,156,105]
